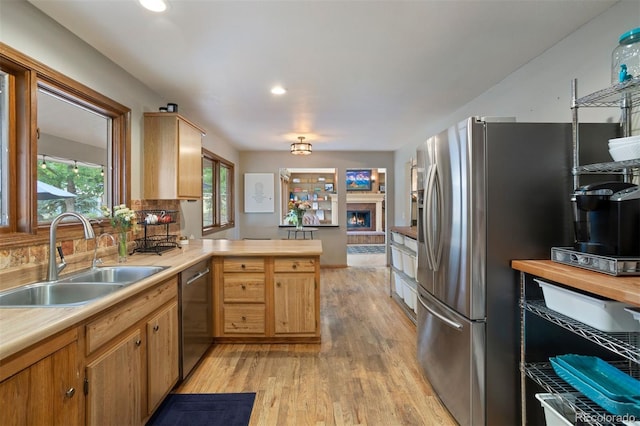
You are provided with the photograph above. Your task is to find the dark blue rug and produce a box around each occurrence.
[146,393,256,426]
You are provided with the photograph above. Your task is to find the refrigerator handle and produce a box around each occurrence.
[424,164,435,270]
[425,164,439,271]
[432,168,444,270]
[417,292,463,330]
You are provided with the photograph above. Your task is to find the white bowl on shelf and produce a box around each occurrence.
[609,134,640,147]
[609,142,640,161]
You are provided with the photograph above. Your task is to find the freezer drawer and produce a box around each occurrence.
[417,286,485,426]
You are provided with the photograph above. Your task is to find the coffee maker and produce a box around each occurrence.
[572,181,640,256]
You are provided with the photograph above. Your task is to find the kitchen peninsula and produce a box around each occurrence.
[0,239,322,426]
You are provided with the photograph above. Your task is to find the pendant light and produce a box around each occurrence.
[290,136,312,155]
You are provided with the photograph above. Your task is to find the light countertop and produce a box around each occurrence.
[0,239,322,361]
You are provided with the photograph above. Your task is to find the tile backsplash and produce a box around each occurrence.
[0,199,181,291]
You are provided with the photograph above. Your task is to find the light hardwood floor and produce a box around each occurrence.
[176,266,456,426]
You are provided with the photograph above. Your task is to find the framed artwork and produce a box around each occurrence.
[244,173,274,212]
[346,169,372,191]
[324,183,334,192]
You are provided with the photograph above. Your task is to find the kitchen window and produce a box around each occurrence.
[202,148,234,234]
[0,43,130,246]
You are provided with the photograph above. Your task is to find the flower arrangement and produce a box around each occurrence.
[285,200,312,229]
[101,204,137,262]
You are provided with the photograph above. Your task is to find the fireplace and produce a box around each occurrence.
[347,210,371,229]
[346,202,376,231]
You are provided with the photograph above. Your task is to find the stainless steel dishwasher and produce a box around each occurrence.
[179,259,212,380]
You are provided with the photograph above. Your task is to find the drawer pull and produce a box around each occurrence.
[65,388,76,399]
[241,316,246,321]
[241,264,246,269]
[153,324,160,332]
[135,339,142,347]
[241,284,246,290]
[292,264,297,269]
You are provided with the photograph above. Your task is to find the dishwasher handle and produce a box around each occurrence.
[185,268,210,286]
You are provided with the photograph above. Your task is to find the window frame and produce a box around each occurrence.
[202,147,234,235]
[0,42,130,248]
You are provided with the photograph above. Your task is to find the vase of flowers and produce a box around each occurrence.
[285,200,312,229]
[102,204,137,263]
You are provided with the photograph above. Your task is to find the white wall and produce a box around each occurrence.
[238,150,394,266]
[393,0,640,226]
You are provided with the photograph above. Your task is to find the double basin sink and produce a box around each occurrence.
[0,266,168,308]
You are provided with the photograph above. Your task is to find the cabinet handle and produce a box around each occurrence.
[65,388,75,399]
[241,316,246,321]
[135,339,142,346]
[276,282,281,287]
[153,324,160,332]
[241,284,246,290]
[292,264,297,269]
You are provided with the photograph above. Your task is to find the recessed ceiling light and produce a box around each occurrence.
[271,86,287,95]
[139,0,167,12]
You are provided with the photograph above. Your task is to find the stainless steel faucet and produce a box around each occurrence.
[92,233,116,268]
[48,212,95,281]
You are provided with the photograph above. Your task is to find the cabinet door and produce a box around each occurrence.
[86,329,144,426]
[273,274,316,334]
[147,301,179,414]
[177,119,202,199]
[0,342,80,426]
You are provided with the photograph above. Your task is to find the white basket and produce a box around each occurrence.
[392,271,404,298]
[536,279,640,332]
[403,281,417,311]
[391,246,404,270]
[535,394,574,426]
[402,252,416,278]
[391,232,405,245]
[404,237,418,252]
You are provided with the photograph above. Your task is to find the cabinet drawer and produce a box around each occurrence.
[86,277,178,355]
[274,257,316,273]
[223,274,265,303]
[223,305,265,334]
[223,257,265,273]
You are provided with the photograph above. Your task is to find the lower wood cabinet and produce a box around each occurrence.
[86,328,144,426]
[0,329,81,426]
[84,277,179,425]
[147,301,179,414]
[214,256,320,342]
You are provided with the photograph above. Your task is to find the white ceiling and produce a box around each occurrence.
[28,0,616,153]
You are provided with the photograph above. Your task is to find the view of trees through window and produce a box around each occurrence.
[37,156,105,222]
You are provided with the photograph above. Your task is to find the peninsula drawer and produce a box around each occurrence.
[223,257,265,273]
[223,305,266,334]
[274,257,316,273]
[223,274,265,303]
[85,277,178,355]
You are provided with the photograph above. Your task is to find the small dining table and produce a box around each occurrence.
[287,227,318,240]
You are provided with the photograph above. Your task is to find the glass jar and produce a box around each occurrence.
[611,27,640,85]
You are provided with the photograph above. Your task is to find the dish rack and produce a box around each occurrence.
[133,209,180,255]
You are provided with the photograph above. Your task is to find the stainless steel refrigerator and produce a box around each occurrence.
[415,117,616,425]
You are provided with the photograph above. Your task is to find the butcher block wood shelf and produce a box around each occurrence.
[511,259,640,306]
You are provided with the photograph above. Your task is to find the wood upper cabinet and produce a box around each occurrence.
[143,113,205,200]
[0,329,81,426]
